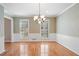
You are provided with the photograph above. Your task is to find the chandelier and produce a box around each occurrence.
[33,3,47,24]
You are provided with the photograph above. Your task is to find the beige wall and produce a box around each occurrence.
[29,17,40,33]
[49,17,56,33]
[13,17,56,34]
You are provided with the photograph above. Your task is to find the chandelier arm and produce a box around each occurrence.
[34,3,47,24]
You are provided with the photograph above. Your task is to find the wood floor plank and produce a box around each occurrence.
[0,41,77,56]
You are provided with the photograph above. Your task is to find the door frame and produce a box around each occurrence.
[19,19,29,40]
[40,19,50,40]
[4,16,14,42]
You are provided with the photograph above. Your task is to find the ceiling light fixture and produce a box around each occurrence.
[33,3,47,24]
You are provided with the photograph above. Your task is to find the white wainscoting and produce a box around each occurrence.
[12,33,21,42]
[29,33,56,41]
[13,33,56,41]
[13,33,41,42]
[56,34,79,55]
[48,33,56,41]
[0,36,5,54]
[28,33,41,40]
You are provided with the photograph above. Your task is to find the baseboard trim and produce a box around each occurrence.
[12,40,56,43]
[56,34,79,55]
[0,50,6,55]
[57,41,78,55]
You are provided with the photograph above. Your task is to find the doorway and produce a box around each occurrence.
[4,18,11,42]
[40,19,49,40]
[20,19,29,40]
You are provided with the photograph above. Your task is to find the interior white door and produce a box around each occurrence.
[20,19,29,40]
[41,20,49,40]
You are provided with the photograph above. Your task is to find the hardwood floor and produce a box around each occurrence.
[0,41,77,56]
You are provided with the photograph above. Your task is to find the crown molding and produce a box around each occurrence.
[0,3,77,17]
[58,3,77,16]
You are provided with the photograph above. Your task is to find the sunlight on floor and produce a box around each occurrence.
[41,44,49,56]
[20,44,28,56]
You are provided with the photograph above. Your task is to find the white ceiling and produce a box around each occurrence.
[1,3,74,17]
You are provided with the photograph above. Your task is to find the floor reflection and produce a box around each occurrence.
[20,43,49,56]
[41,43,48,56]
[20,44,28,56]
[3,42,77,56]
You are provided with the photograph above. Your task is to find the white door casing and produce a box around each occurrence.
[20,19,29,40]
[40,19,49,40]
